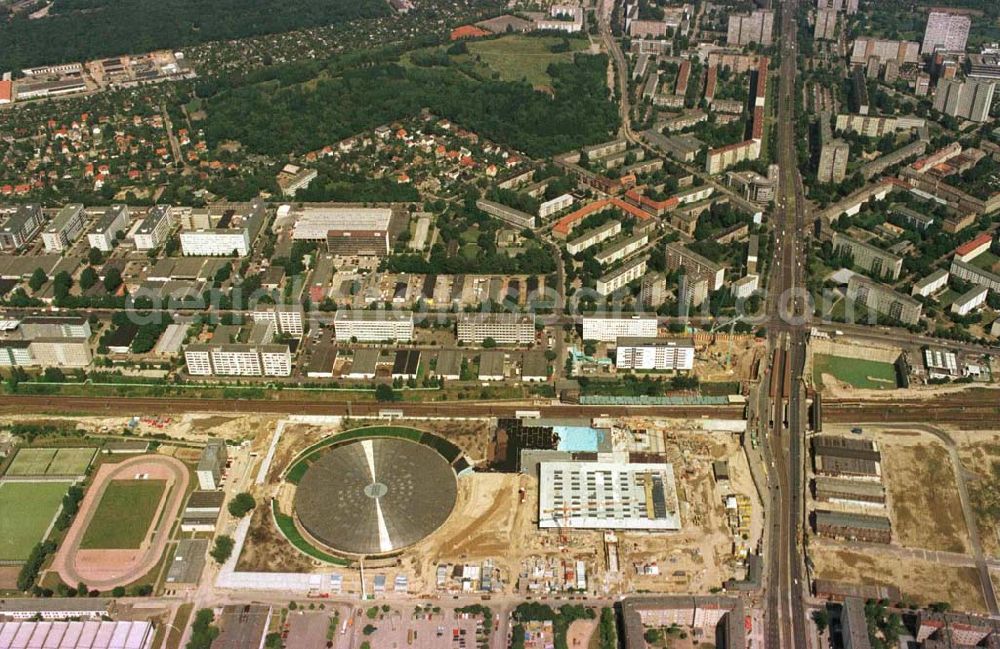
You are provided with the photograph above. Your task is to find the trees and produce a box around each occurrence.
[103,267,123,293]
[375,384,399,402]
[28,268,47,292]
[228,492,256,517]
[186,609,219,649]
[79,266,98,291]
[210,535,235,563]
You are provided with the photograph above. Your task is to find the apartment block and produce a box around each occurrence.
[951,258,1000,292]
[475,199,537,229]
[582,315,658,342]
[911,268,948,297]
[850,38,920,65]
[596,256,648,295]
[846,275,923,324]
[251,304,305,336]
[41,203,85,253]
[615,337,695,371]
[0,204,45,250]
[814,8,837,40]
[456,313,534,344]
[832,232,903,279]
[184,343,291,377]
[333,310,414,342]
[933,78,997,122]
[665,242,725,290]
[951,285,987,316]
[727,10,774,46]
[134,205,173,251]
[640,274,667,308]
[539,194,574,219]
[818,120,850,184]
[922,10,970,54]
[88,204,129,252]
[706,140,759,175]
[595,232,648,266]
[566,221,621,255]
[732,274,760,299]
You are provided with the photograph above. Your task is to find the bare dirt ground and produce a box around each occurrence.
[880,435,969,554]
[567,619,597,649]
[810,545,986,613]
[0,566,19,590]
[955,430,1000,558]
[236,499,314,573]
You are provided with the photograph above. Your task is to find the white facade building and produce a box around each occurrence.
[615,338,695,371]
[951,285,988,316]
[582,315,658,342]
[133,205,172,251]
[912,269,949,297]
[566,221,621,255]
[732,274,760,299]
[179,229,251,256]
[596,256,647,295]
[333,310,414,342]
[88,204,130,252]
[42,203,85,253]
[251,305,305,336]
[184,343,292,376]
[539,193,574,218]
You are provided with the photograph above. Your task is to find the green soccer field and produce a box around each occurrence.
[80,480,166,550]
[0,481,70,561]
[813,354,899,390]
[47,448,96,476]
[4,448,57,476]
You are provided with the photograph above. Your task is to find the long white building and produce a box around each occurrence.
[456,313,535,344]
[596,256,648,295]
[333,310,414,342]
[538,461,682,530]
[251,304,304,336]
[42,203,85,253]
[582,315,658,342]
[88,205,130,252]
[615,338,695,371]
[184,343,291,377]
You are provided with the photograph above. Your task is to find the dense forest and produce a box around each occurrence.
[0,0,388,70]
[200,54,620,159]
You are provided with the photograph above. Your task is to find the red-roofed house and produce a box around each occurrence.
[451,25,490,40]
[955,233,992,262]
[0,80,12,105]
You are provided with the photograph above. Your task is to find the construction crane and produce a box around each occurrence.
[709,316,742,370]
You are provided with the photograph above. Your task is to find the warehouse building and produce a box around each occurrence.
[457,313,534,345]
[28,338,92,367]
[196,439,227,490]
[20,315,91,339]
[0,621,154,649]
[42,203,85,253]
[813,477,886,506]
[812,435,882,479]
[0,204,45,251]
[333,310,414,342]
[326,229,391,257]
[814,510,891,543]
[615,338,695,371]
[538,461,681,530]
[0,598,111,620]
[291,206,397,241]
[842,597,873,649]
[88,204,130,251]
[166,538,209,585]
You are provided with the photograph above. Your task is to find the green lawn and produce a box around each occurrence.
[454,35,590,87]
[272,501,348,565]
[46,448,96,476]
[80,480,166,549]
[970,250,1000,272]
[813,354,898,390]
[4,448,57,476]
[0,481,70,561]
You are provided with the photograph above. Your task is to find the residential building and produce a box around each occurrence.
[727,168,777,203]
[665,242,725,290]
[595,232,648,266]
[184,343,292,377]
[333,310,414,342]
[276,165,318,196]
[818,120,850,183]
[732,274,760,299]
[133,204,172,251]
[969,52,1000,81]
[251,304,305,336]
[196,439,228,490]
[566,221,622,255]
[952,285,988,315]
[475,199,537,229]
[582,315,658,342]
[20,315,91,339]
[615,337,695,371]
[41,203,85,253]
[922,11,971,54]
[955,232,993,262]
[933,78,997,122]
[815,8,837,40]
[842,597,873,649]
[846,275,923,324]
[536,4,584,32]
[456,313,534,344]
[640,274,667,308]
[912,268,949,297]
[727,10,774,46]
[596,256,648,295]
[28,337,92,367]
[832,232,903,279]
[951,258,1000,292]
[179,200,265,257]
[0,204,44,250]
[88,204,129,251]
[706,139,759,175]
[850,38,920,65]
[539,193,574,218]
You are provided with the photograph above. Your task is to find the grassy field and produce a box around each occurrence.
[970,250,1000,272]
[46,448,96,475]
[0,481,70,561]
[454,35,590,87]
[812,354,898,390]
[80,480,166,550]
[4,448,57,476]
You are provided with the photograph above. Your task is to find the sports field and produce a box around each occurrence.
[813,354,898,390]
[0,481,70,561]
[80,479,166,550]
[454,35,590,87]
[5,447,96,476]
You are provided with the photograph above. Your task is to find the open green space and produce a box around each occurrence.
[4,448,57,476]
[0,481,70,561]
[272,501,348,565]
[80,480,166,549]
[970,251,1000,273]
[46,448,96,475]
[812,354,898,390]
[453,35,590,87]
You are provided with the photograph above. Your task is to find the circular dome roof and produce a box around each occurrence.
[293,436,457,555]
